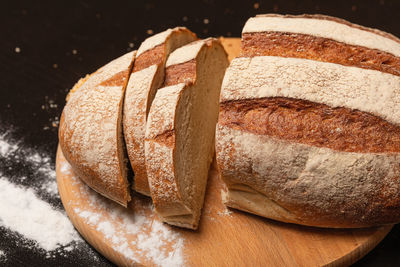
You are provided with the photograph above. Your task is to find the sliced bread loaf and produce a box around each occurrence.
[145,39,229,229]
[216,14,400,227]
[59,51,136,207]
[123,27,197,196]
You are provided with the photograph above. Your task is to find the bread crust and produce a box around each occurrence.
[59,51,135,207]
[219,97,400,153]
[221,56,400,126]
[163,59,196,86]
[145,84,193,219]
[254,14,400,43]
[241,32,400,76]
[216,125,400,228]
[123,28,197,196]
[243,14,400,56]
[217,14,400,228]
[145,38,229,229]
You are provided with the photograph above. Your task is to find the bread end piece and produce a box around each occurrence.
[59,51,135,207]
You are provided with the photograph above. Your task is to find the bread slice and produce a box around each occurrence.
[216,14,400,228]
[59,51,135,207]
[145,39,229,229]
[123,27,197,196]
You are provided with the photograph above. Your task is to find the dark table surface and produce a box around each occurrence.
[1,0,400,266]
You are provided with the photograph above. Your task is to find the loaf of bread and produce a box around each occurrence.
[123,27,197,196]
[216,14,400,228]
[59,51,135,207]
[145,38,229,229]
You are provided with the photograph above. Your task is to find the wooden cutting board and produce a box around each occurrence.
[56,38,393,266]
[56,146,392,267]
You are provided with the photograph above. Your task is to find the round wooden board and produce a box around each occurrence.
[56,38,393,266]
[57,146,392,267]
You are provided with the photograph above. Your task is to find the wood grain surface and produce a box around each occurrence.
[56,38,393,266]
[56,145,392,267]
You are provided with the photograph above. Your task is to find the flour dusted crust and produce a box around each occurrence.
[241,14,400,76]
[59,51,135,207]
[217,14,400,227]
[123,27,197,196]
[145,38,229,229]
[243,14,400,57]
[217,125,400,227]
[145,84,192,217]
[221,56,400,126]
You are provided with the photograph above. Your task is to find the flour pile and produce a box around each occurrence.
[0,178,79,251]
[0,131,95,262]
[0,130,184,266]
[66,158,185,266]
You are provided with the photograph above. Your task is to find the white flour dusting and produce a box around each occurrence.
[0,178,80,251]
[63,159,185,266]
[0,135,18,157]
[218,208,233,217]
[0,131,99,262]
[0,133,59,198]
[1,129,184,265]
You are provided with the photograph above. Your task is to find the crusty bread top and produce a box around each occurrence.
[219,97,400,153]
[65,51,134,128]
[124,27,197,196]
[147,39,217,140]
[216,125,400,227]
[166,39,210,67]
[145,83,185,141]
[60,51,135,206]
[70,52,134,97]
[145,84,186,204]
[243,14,400,57]
[137,27,191,57]
[220,56,400,126]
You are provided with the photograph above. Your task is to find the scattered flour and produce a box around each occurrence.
[0,133,59,198]
[1,130,184,265]
[0,178,80,251]
[0,131,99,262]
[65,159,185,267]
[218,208,233,217]
[0,134,18,157]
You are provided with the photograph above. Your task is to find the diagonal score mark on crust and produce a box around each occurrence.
[123,27,197,196]
[163,59,196,87]
[133,44,165,72]
[241,32,400,76]
[219,97,400,153]
[220,56,400,127]
[60,51,136,207]
[243,14,400,57]
[150,129,175,148]
[99,69,130,87]
[145,38,230,229]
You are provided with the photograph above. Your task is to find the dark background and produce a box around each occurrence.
[1,0,399,266]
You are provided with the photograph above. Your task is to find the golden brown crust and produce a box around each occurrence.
[146,38,229,229]
[133,44,165,72]
[59,110,130,206]
[241,32,400,76]
[258,14,400,44]
[219,97,400,153]
[216,15,400,228]
[124,28,197,196]
[163,60,196,87]
[59,51,135,207]
[99,70,129,87]
[151,130,175,148]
